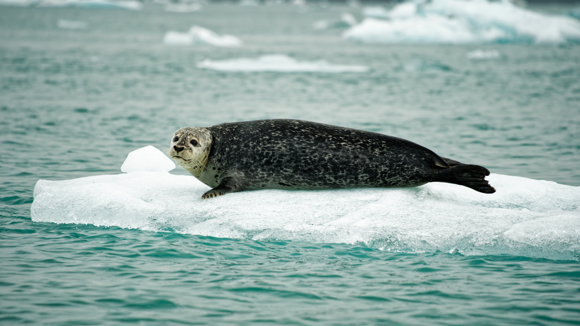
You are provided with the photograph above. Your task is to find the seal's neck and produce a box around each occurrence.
[183,152,209,178]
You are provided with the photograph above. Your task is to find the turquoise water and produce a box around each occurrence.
[1,4,580,325]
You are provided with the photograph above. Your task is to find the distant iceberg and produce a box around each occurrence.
[313,13,357,30]
[38,0,142,10]
[344,0,580,44]
[0,0,37,6]
[163,3,201,13]
[31,145,580,260]
[163,26,242,47]
[466,49,501,59]
[197,54,369,73]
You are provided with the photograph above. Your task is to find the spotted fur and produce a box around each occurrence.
[170,119,495,199]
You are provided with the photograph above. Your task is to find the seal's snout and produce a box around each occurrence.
[173,145,184,153]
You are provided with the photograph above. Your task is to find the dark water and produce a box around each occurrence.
[1,4,580,325]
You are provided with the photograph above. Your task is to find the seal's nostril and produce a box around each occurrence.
[174,145,184,152]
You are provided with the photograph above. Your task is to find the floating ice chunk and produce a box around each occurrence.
[163,3,201,13]
[313,13,358,30]
[0,0,37,6]
[345,17,478,44]
[31,172,580,260]
[197,54,369,73]
[467,49,501,59]
[239,0,259,6]
[163,31,194,45]
[57,19,88,30]
[38,0,142,10]
[387,1,417,19]
[344,0,580,44]
[163,26,242,47]
[120,146,175,173]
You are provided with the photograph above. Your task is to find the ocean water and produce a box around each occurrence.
[1,3,580,325]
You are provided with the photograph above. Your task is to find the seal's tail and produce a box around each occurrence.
[433,164,495,194]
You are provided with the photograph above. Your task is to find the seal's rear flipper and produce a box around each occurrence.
[434,165,495,194]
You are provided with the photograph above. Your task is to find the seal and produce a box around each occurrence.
[169,119,495,199]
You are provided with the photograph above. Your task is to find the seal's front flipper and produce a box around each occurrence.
[201,177,243,199]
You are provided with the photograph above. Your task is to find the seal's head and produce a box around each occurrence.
[169,127,212,177]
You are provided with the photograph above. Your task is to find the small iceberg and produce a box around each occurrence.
[38,0,143,10]
[466,49,501,59]
[313,13,357,30]
[163,26,242,47]
[239,0,259,6]
[197,54,369,73]
[0,0,37,6]
[163,3,201,13]
[344,0,580,44]
[31,146,580,260]
[57,19,88,30]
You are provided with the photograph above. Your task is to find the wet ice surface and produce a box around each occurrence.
[344,0,580,44]
[32,148,580,260]
[197,54,369,73]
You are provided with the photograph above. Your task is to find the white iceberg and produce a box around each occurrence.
[31,146,580,260]
[197,54,369,73]
[163,26,242,47]
[466,49,501,59]
[57,19,88,30]
[344,0,580,44]
[0,0,37,6]
[163,3,201,13]
[313,13,357,30]
[39,0,142,10]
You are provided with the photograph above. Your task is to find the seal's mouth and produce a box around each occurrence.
[172,155,190,162]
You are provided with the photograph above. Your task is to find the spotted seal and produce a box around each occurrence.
[169,119,495,199]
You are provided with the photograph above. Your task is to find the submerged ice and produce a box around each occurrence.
[344,0,580,44]
[197,54,369,73]
[31,146,580,260]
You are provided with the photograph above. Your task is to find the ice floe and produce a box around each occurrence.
[345,0,580,44]
[163,3,201,13]
[31,146,580,260]
[163,26,242,47]
[466,49,501,59]
[0,0,36,6]
[197,54,369,73]
[313,13,357,30]
[38,0,142,10]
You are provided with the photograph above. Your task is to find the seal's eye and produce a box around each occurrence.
[190,139,198,146]
[172,136,179,142]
